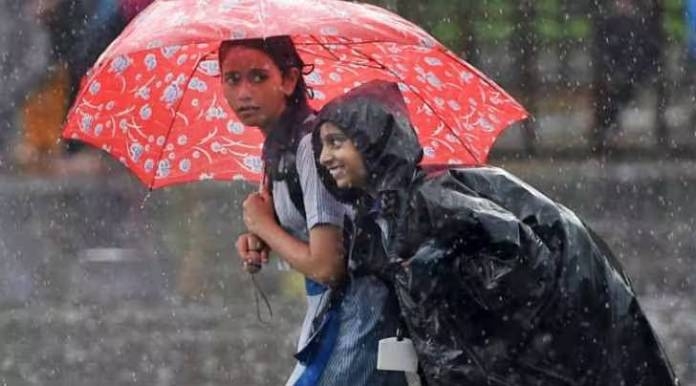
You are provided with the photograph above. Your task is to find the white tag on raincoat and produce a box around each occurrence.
[377,337,418,372]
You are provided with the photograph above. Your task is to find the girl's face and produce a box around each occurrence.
[220,46,299,130]
[318,122,368,189]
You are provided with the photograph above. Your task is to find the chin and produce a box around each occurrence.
[233,112,262,128]
[335,179,352,189]
[238,118,260,127]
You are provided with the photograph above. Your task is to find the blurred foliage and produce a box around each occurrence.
[365,0,687,46]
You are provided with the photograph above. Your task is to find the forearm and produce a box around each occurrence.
[255,222,345,286]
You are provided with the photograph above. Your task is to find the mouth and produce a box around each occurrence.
[236,106,260,117]
[327,165,347,181]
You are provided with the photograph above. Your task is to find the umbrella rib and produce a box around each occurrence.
[350,47,481,164]
[259,0,268,39]
[102,40,413,63]
[302,50,385,70]
[147,51,210,190]
[308,35,342,62]
[297,38,415,47]
[439,47,529,118]
[300,36,385,70]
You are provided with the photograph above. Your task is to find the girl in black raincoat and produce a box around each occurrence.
[312,80,678,386]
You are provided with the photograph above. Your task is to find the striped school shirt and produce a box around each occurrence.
[275,133,407,386]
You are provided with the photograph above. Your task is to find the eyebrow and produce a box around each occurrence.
[223,67,270,74]
[322,132,347,141]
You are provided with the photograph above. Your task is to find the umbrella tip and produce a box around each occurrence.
[140,189,152,209]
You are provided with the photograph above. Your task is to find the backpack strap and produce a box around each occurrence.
[282,149,307,219]
[265,140,307,220]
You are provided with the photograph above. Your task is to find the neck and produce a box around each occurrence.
[258,104,288,136]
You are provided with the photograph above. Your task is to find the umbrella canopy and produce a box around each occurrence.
[63,0,527,188]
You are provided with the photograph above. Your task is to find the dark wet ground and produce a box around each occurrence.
[0,159,694,385]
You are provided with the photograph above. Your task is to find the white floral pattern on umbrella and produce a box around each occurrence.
[63,0,527,188]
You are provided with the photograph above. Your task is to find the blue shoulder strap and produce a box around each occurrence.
[293,299,341,386]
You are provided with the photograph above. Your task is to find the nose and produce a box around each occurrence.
[319,144,333,167]
[234,81,253,102]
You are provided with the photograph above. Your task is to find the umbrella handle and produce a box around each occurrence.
[259,164,269,193]
[259,180,266,194]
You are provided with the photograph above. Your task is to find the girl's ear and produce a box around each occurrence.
[281,67,300,97]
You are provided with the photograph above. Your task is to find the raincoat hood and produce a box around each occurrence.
[315,80,423,194]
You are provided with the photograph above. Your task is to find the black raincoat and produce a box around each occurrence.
[313,80,678,386]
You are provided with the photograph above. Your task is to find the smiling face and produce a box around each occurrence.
[220,46,299,131]
[318,122,368,189]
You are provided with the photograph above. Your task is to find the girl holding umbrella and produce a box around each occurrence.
[222,36,407,386]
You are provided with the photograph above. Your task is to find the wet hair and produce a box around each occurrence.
[218,36,312,107]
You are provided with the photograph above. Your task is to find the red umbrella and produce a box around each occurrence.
[63,0,528,188]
